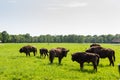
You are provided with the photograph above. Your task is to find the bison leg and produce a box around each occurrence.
[50,58,54,63]
[40,53,43,58]
[28,53,30,56]
[97,58,99,66]
[58,57,62,64]
[33,52,36,56]
[112,61,114,66]
[92,62,97,72]
[80,62,84,70]
[26,52,30,56]
[108,57,114,66]
[49,56,54,64]
[44,53,46,58]
[46,53,48,56]
[45,53,48,58]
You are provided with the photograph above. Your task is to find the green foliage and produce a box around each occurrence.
[1,31,120,43]
[0,43,120,80]
[0,32,2,40]
[1,31,9,43]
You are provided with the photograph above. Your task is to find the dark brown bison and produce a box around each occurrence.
[86,46,115,66]
[39,48,48,58]
[49,47,69,64]
[56,47,66,50]
[19,45,37,56]
[90,43,101,47]
[71,52,100,72]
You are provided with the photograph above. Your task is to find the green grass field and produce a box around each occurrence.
[0,43,120,80]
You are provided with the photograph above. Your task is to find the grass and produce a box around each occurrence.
[0,43,120,80]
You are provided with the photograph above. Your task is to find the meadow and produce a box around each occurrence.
[0,43,120,80]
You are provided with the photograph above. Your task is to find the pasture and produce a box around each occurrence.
[0,43,120,80]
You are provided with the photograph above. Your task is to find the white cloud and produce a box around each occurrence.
[65,2,88,8]
[47,2,88,10]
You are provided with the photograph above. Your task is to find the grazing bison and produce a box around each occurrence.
[19,45,37,56]
[39,48,48,58]
[71,52,99,72]
[90,43,101,47]
[56,47,67,50]
[49,47,69,64]
[86,46,115,66]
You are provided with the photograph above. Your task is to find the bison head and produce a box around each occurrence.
[71,54,76,62]
[71,52,83,62]
[86,48,93,53]
[62,50,69,57]
[19,48,24,53]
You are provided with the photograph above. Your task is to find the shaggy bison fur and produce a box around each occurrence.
[39,48,48,58]
[49,47,69,64]
[86,46,115,66]
[19,45,37,56]
[90,43,101,47]
[71,52,100,72]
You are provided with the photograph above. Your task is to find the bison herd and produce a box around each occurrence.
[19,43,115,72]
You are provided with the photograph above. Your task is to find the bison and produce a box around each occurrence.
[86,46,115,66]
[71,52,99,72]
[56,47,67,50]
[39,48,48,58]
[19,45,37,56]
[49,47,69,64]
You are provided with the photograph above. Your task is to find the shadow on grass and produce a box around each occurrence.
[46,62,64,67]
[85,63,111,68]
[69,68,97,74]
[36,56,49,59]
[36,56,41,59]
[98,64,111,67]
[80,69,97,73]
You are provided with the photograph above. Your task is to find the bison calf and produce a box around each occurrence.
[19,45,37,56]
[49,48,69,64]
[39,48,48,58]
[71,52,99,72]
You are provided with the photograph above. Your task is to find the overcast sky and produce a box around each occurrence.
[0,0,120,36]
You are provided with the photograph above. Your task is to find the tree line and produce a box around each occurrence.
[0,31,120,43]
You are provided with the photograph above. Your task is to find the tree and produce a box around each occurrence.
[84,35,92,43]
[97,36,104,43]
[106,34,114,43]
[78,35,85,43]
[1,31,9,43]
[0,32,2,41]
[55,35,63,43]
[24,33,32,42]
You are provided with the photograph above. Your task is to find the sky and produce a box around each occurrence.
[0,0,120,36]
